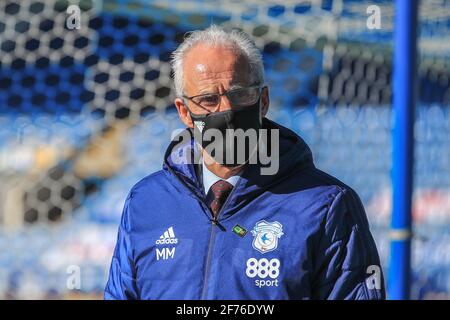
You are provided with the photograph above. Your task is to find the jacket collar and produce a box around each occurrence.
[163,118,314,220]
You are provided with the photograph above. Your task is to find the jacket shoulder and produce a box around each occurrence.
[287,165,369,233]
[299,165,361,200]
[128,170,167,199]
[305,167,374,242]
[119,170,169,232]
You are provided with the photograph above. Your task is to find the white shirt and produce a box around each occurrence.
[202,161,240,195]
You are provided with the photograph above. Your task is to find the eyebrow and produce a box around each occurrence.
[228,83,247,90]
[196,83,248,96]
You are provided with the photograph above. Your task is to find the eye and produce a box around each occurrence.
[196,94,219,106]
[228,88,246,99]
[229,88,258,105]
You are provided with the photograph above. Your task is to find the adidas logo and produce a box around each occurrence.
[194,121,205,133]
[155,227,178,245]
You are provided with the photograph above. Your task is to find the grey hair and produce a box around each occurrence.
[170,25,265,97]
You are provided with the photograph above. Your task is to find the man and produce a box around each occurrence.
[104,25,386,300]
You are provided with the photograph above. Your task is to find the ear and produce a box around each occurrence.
[260,86,270,117]
[174,97,193,128]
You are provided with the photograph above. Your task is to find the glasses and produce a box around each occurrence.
[183,85,262,113]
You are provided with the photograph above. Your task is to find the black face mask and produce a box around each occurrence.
[189,100,262,167]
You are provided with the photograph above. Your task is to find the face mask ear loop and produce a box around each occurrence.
[182,99,202,129]
[257,98,263,125]
[259,86,267,123]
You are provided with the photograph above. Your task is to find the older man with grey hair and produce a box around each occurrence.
[105,25,385,300]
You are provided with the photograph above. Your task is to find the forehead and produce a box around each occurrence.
[182,43,251,91]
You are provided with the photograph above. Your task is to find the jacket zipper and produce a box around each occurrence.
[200,218,217,299]
[200,184,238,299]
[164,163,238,299]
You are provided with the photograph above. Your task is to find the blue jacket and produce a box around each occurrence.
[104,118,386,300]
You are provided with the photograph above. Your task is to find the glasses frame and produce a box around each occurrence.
[182,84,264,114]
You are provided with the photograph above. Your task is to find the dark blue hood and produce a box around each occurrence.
[163,117,314,219]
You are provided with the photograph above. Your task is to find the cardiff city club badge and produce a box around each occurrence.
[251,220,284,254]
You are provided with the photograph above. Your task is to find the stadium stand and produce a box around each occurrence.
[0,0,449,299]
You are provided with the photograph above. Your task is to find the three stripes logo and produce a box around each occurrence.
[194,121,205,133]
[155,227,178,245]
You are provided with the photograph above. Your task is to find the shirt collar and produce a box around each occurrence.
[202,161,240,195]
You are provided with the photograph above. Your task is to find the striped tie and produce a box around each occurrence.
[207,180,233,219]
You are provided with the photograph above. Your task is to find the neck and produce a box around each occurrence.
[202,151,244,179]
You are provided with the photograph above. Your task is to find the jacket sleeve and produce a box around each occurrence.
[104,193,139,300]
[311,187,386,300]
